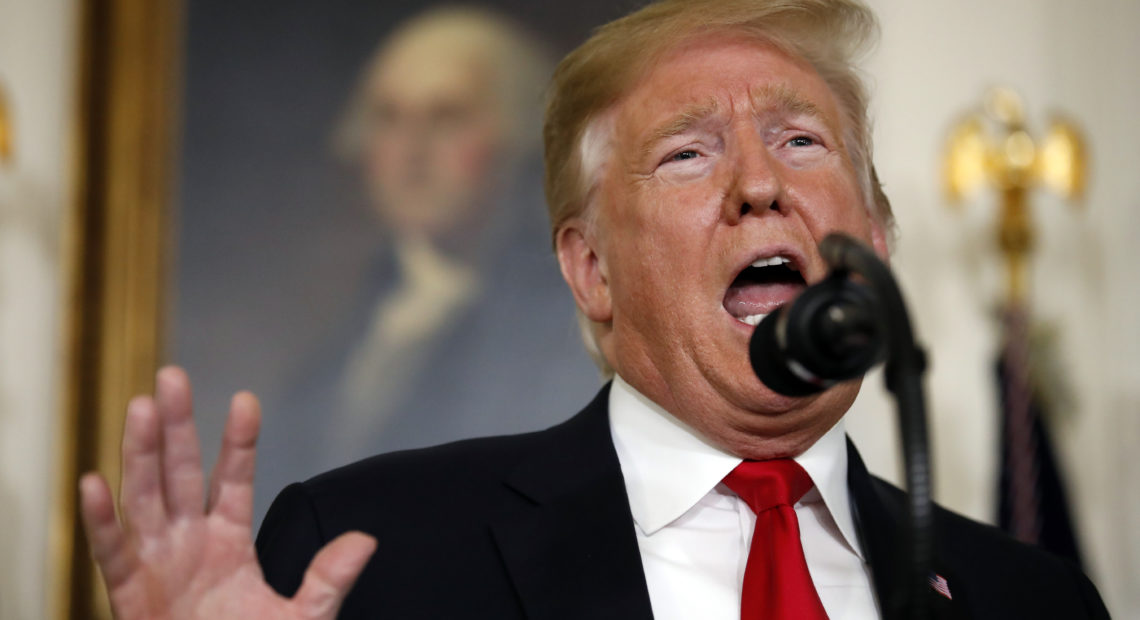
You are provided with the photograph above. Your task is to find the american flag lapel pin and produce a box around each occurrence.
[928,572,952,600]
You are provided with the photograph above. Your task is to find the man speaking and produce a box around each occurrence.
[79,0,1110,618]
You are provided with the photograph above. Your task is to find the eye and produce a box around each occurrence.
[787,135,816,147]
[370,103,398,128]
[670,150,700,162]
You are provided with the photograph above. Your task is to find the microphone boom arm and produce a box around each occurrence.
[821,233,932,620]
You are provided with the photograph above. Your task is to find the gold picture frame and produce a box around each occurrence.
[53,0,182,617]
[48,3,626,616]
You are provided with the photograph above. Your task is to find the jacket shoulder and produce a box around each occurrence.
[867,477,1109,619]
[304,428,549,517]
[256,387,619,617]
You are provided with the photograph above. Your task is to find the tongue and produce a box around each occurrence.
[723,281,804,319]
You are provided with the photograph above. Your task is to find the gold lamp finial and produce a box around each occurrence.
[942,87,1087,304]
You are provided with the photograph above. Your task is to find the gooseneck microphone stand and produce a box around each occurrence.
[749,233,932,620]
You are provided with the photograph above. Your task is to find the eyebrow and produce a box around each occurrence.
[638,98,720,160]
[749,84,823,119]
[635,87,830,162]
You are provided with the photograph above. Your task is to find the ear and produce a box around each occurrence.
[555,221,612,323]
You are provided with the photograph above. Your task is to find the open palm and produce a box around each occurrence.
[79,367,376,619]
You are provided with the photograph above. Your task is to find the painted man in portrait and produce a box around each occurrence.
[255,6,599,519]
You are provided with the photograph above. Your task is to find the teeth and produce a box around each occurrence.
[750,255,793,269]
[740,313,767,326]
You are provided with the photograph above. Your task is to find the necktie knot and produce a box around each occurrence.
[723,459,814,515]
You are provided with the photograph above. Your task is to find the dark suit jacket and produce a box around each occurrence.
[256,385,1110,619]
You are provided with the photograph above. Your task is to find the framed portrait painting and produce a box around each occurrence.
[62,1,626,616]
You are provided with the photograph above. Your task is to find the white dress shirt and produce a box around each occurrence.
[608,375,880,619]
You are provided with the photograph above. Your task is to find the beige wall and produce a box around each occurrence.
[0,0,77,618]
[848,0,1140,616]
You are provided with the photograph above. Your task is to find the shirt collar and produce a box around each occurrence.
[608,374,865,560]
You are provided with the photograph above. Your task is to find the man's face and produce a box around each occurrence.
[560,34,887,459]
[363,41,505,242]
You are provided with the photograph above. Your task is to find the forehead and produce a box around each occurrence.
[611,33,843,139]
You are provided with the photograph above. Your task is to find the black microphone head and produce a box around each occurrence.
[749,308,827,397]
[749,275,886,397]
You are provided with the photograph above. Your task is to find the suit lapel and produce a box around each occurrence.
[491,385,654,620]
[847,439,964,620]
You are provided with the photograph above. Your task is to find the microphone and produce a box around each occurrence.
[750,233,934,620]
[748,246,886,396]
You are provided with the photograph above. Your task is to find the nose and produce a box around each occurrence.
[724,135,783,225]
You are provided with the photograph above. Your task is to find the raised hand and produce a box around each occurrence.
[79,367,377,619]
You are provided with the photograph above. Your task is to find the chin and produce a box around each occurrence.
[682,404,819,460]
[716,358,818,415]
[731,434,820,461]
[718,380,856,455]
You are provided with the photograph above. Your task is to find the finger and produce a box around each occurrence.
[155,366,206,518]
[79,473,139,589]
[206,390,261,526]
[119,395,168,535]
[292,532,377,619]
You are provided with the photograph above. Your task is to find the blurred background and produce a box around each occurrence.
[1,0,1136,618]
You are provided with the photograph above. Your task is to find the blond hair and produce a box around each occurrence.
[543,0,892,375]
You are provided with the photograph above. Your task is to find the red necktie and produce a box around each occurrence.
[723,459,829,620]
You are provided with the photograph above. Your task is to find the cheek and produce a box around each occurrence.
[633,173,726,230]
[366,135,407,183]
[437,125,501,183]
[789,166,872,238]
[364,137,386,175]
[608,190,718,308]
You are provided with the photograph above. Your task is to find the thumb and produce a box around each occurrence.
[292,531,377,619]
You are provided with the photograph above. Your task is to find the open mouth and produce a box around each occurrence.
[723,254,807,326]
